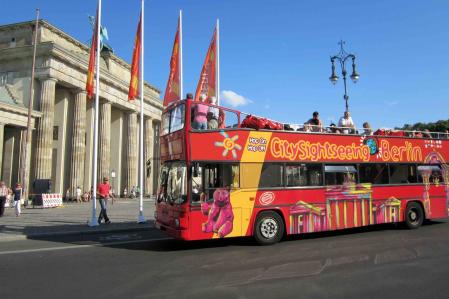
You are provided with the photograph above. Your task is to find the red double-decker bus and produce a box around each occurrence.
[155,99,449,244]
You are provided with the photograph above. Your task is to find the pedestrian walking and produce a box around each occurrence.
[131,186,136,198]
[13,183,22,217]
[76,186,82,203]
[97,177,112,224]
[0,181,8,217]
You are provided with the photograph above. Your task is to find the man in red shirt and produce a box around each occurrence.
[97,177,111,224]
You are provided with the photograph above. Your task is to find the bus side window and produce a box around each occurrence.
[389,164,418,184]
[324,165,357,186]
[286,164,322,187]
[191,165,203,203]
[359,164,389,185]
[260,164,284,188]
[191,163,239,203]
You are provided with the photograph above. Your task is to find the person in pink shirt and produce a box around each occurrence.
[192,94,209,130]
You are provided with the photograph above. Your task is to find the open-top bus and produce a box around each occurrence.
[155,99,449,244]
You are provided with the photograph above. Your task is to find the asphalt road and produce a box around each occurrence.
[1,220,449,299]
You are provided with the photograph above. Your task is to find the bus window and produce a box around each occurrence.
[157,162,187,204]
[170,104,185,132]
[286,164,322,187]
[157,164,170,202]
[418,165,443,185]
[260,164,284,188]
[325,165,357,186]
[359,163,389,185]
[389,164,418,184]
[161,112,170,136]
[191,163,239,203]
[220,109,239,129]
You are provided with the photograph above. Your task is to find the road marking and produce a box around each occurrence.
[0,237,171,256]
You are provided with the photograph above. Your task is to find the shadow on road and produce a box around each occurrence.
[4,220,445,253]
[104,220,448,252]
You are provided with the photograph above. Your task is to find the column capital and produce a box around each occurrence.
[72,88,87,96]
[37,76,58,83]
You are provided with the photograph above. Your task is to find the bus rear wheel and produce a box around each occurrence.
[405,202,424,229]
[254,211,284,245]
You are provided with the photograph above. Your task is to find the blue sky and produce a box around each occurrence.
[2,0,449,130]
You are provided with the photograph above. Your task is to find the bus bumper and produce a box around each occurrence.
[155,221,186,239]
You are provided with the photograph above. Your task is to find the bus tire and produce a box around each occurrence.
[254,211,284,245]
[405,202,424,229]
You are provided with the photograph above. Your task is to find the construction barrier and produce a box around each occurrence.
[41,193,63,208]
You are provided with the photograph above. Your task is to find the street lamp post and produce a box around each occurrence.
[329,40,360,112]
[111,170,116,195]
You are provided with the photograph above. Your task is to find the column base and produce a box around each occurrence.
[88,217,99,227]
[137,211,147,224]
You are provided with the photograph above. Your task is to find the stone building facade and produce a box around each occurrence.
[0,20,163,196]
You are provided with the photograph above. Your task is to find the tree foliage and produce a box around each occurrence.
[395,119,449,132]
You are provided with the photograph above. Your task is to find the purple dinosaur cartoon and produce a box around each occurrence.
[201,188,234,238]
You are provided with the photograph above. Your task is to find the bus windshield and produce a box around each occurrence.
[157,161,187,204]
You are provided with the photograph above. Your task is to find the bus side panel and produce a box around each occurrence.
[427,186,448,219]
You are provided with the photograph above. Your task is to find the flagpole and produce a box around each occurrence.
[21,8,39,204]
[216,19,220,105]
[179,10,183,101]
[138,0,146,223]
[88,0,101,227]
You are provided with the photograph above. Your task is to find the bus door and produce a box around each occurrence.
[418,165,447,218]
[190,163,241,239]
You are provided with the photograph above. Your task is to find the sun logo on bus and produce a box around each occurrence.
[360,136,379,156]
[214,131,242,158]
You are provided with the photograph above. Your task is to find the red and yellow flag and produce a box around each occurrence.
[128,13,142,101]
[163,19,181,106]
[194,28,217,102]
[85,6,99,99]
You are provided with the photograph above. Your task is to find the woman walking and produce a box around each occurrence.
[0,181,8,217]
[13,183,23,217]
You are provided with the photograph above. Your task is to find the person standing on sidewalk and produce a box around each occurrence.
[13,183,22,217]
[76,186,82,203]
[0,181,8,217]
[97,177,111,224]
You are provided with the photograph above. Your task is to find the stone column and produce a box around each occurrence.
[126,112,138,191]
[35,78,57,179]
[98,101,111,181]
[0,123,4,180]
[144,117,154,195]
[69,90,87,195]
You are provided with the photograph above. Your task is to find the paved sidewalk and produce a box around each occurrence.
[0,198,156,242]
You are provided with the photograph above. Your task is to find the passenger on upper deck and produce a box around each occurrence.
[192,94,209,130]
[363,122,373,135]
[329,123,341,134]
[207,96,219,130]
[338,111,355,134]
[307,111,323,132]
[423,129,432,138]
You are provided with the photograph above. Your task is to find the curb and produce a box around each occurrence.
[0,222,155,243]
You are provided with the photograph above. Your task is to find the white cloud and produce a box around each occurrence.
[220,90,253,107]
[384,100,399,107]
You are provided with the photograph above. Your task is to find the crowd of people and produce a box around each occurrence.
[190,93,225,130]
[300,110,448,138]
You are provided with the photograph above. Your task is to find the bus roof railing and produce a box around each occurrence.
[238,111,449,139]
[168,101,449,139]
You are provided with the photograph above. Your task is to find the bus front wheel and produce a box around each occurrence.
[405,202,424,229]
[254,211,284,245]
